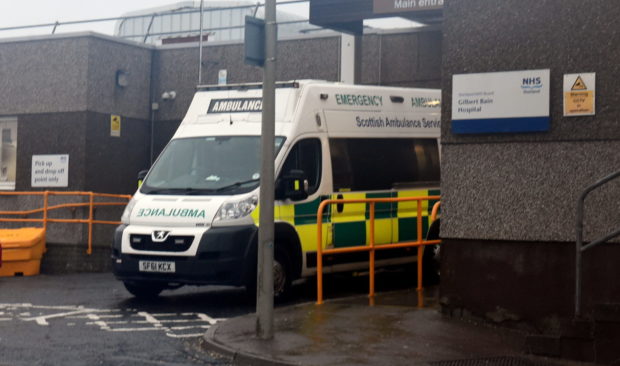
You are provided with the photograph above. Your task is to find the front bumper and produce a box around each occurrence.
[112,224,257,286]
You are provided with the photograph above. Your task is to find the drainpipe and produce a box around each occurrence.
[149,49,158,166]
[198,0,204,85]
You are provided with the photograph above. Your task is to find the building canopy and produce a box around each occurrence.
[309,0,443,34]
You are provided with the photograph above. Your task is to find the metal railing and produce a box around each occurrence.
[0,191,131,255]
[575,169,620,317]
[316,196,441,305]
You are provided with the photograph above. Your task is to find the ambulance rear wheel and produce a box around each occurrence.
[422,244,440,286]
[123,281,165,299]
[423,218,441,286]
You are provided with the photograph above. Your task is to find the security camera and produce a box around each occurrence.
[161,91,176,100]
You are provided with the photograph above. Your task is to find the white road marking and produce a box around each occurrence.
[22,308,99,326]
[196,313,220,325]
[166,332,206,338]
[138,311,163,328]
[0,303,226,338]
[72,314,123,319]
[169,325,210,330]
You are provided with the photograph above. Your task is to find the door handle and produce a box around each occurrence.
[336,194,344,213]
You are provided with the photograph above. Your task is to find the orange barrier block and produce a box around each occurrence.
[0,228,46,277]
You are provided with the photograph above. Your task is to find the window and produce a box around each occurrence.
[142,136,285,195]
[2,129,11,143]
[279,138,322,195]
[0,118,17,190]
[330,138,440,192]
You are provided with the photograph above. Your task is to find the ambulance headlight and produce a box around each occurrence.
[214,195,258,222]
[121,197,137,225]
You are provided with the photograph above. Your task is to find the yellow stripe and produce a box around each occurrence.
[275,203,295,225]
[367,219,392,245]
[396,189,430,218]
[331,192,366,223]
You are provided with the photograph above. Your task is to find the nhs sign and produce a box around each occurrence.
[452,69,550,134]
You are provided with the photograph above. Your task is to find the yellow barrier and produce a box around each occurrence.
[316,196,441,305]
[0,191,131,255]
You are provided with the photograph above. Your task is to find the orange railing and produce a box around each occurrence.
[316,196,441,305]
[0,191,132,254]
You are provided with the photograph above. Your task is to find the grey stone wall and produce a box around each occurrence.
[86,37,153,120]
[441,0,620,243]
[439,0,620,322]
[442,141,620,243]
[16,112,88,191]
[83,111,150,194]
[0,36,90,114]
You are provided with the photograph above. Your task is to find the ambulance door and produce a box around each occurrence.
[328,138,394,249]
[275,137,329,255]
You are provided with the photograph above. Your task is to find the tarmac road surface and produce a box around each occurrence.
[0,268,420,366]
[0,273,250,366]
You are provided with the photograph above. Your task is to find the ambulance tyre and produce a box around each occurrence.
[422,219,441,286]
[123,281,165,299]
[245,246,293,301]
[273,246,293,299]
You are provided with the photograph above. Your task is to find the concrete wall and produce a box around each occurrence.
[0,34,153,194]
[440,0,620,323]
[0,37,90,114]
[154,30,441,123]
[86,37,152,119]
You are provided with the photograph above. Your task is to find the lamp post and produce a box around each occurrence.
[256,0,277,340]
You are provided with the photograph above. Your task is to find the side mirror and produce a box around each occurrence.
[276,169,309,201]
[137,170,149,188]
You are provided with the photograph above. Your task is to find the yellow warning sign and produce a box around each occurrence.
[571,76,587,91]
[564,73,595,117]
[110,115,121,137]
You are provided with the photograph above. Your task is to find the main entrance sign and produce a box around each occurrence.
[373,0,444,14]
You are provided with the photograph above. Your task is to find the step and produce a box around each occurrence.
[525,335,560,357]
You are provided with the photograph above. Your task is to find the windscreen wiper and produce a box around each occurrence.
[214,178,260,192]
[143,187,214,195]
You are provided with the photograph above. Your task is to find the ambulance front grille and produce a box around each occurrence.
[129,234,194,252]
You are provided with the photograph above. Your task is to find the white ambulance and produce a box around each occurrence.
[112,80,441,298]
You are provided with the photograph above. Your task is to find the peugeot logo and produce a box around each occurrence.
[152,230,170,242]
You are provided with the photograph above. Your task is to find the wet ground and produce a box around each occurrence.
[204,288,597,366]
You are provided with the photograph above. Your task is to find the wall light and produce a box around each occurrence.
[116,70,129,88]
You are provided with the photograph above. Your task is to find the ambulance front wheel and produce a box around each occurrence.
[123,281,165,299]
[245,246,292,301]
[273,247,292,298]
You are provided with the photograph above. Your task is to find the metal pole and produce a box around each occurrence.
[256,0,277,340]
[573,169,620,318]
[198,0,205,85]
[575,190,585,317]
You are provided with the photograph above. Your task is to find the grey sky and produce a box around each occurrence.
[0,1,415,39]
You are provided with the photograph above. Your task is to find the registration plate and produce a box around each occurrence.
[139,260,176,273]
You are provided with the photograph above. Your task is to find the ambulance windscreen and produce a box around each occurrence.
[141,136,285,195]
